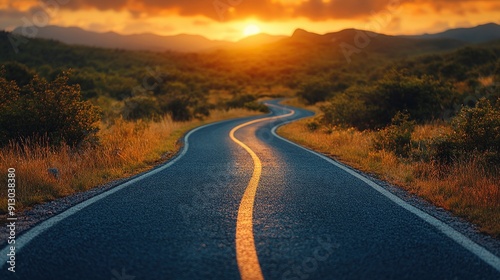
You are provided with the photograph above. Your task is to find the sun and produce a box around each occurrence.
[243,24,261,37]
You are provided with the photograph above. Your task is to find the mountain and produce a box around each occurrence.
[403,23,500,43]
[278,23,498,55]
[233,33,286,48]
[11,23,499,54]
[12,25,285,52]
[274,27,466,58]
[12,25,230,52]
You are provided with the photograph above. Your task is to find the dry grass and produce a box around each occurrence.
[278,118,500,238]
[0,108,259,213]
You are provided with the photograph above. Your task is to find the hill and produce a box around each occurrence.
[403,22,500,43]
[11,23,500,53]
[12,25,229,52]
[11,25,285,52]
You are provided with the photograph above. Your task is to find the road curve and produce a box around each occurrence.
[1,100,500,279]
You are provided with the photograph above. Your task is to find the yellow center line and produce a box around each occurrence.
[229,108,295,280]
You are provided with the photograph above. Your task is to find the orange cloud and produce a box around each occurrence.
[54,0,499,21]
[2,0,498,21]
[0,0,498,40]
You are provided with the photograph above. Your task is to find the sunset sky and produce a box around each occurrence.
[0,0,499,41]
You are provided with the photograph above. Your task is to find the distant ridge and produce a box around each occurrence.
[234,33,286,48]
[12,25,230,52]
[12,25,284,52]
[11,23,500,53]
[402,23,500,43]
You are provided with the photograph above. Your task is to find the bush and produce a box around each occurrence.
[321,70,457,130]
[225,94,269,113]
[161,96,193,121]
[243,101,269,113]
[306,119,321,131]
[374,70,456,124]
[321,87,377,130]
[0,71,100,147]
[2,62,34,86]
[429,136,457,164]
[452,98,500,162]
[297,79,332,105]
[374,112,415,158]
[226,94,256,108]
[193,104,212,120]
[122,95,161,120]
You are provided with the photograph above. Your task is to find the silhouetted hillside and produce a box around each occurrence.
[12,26,232,52]
[12,25,284,52]
[404,23,500,43]
[11,24,498,53]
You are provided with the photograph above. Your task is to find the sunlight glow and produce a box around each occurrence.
[243,24,261,37]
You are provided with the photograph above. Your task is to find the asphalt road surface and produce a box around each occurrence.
[1,100,500,279]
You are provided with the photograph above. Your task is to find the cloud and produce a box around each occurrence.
[2,0,498,22]
[193,19,210,26]
[294,0,393,20]
[66,0,129,11]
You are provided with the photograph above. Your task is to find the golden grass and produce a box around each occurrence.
[278,118,500,238]
[0,108,259,213]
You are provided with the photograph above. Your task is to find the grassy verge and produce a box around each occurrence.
[0,109,260,214]
[278,100,500,238]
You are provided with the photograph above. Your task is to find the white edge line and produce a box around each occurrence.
[270,110,500,273]
[0,116,259,268]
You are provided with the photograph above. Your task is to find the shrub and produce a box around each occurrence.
[429,136,457,164]
[0,71,100,147]
[2,62,34,86]
[297,79,332,105]
[226,94,256,108]
[161,96,193,121]
[243,101,269,113]
[225,94,269,113]
[374,70,456,124]
[306,119,321,132]
[122,95,161,120]
[193,104,212,120]
[452,98,500,162]
[321,70,457,130]
[374,112,415,158]
[321,87,377,130]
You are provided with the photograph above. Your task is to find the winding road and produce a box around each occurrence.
[1,100,500,279]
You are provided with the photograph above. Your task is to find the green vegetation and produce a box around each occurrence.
[0,29,499,236]
[374,112,416,158]
[0,31,273,214]
[0,70,100,147]
[452,98,500,163]
[278,43,500,237]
